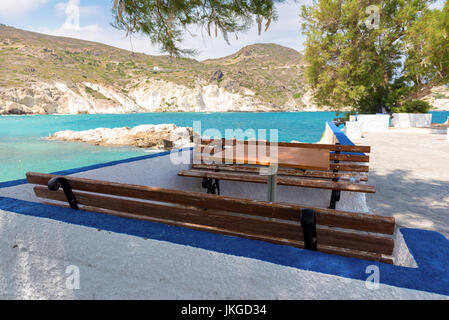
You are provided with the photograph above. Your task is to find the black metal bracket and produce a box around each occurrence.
[329,190,341,209]
[300,208,317,251]
[332,142,341,182]
[48,177,79,209]
[201,178,220,195]
[329,142,341,209]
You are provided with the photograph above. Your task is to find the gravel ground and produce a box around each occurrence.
[353,129,449,238]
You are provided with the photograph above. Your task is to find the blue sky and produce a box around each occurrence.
[0,0,446,60]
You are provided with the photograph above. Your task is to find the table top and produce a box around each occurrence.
[208,144,330,171]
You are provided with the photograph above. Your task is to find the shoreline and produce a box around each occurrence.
[1,109,449,117]
[0,110,338,116]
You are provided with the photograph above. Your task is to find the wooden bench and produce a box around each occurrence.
[178,139,375,209]
[27,172,396,264]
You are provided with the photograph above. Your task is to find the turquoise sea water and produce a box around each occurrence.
[1,111,448,183]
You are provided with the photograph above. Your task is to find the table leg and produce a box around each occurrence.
[267,173,277,202]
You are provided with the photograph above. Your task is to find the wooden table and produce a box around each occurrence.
[209,144,330,202]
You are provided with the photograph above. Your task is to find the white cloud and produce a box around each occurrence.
[0,0,49,18]
[180,1,307,60]
[429,0,446,10]
[38,24,103,40]
[31,1,310,60]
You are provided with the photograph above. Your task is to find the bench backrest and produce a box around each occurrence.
[195,138,371,173]
[27,172,394,264]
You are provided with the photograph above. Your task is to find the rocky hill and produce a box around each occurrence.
[416,85,449,111]
[0,26,317,114]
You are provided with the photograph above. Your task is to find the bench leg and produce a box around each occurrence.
[329,142,342,210]
[300,208,317,251]
[329,190,341,209]
[267,173,277,202]
[201,178,220,195]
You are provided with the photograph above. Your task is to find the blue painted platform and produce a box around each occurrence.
[1,127,448,297]
[0,196,448,296]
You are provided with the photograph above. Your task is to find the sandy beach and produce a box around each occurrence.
[353,129,449,238]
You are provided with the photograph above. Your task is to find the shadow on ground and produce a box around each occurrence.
[367,169,449,238]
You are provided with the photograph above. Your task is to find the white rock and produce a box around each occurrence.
[173,138,194,149]
[170,127,191,140]
[130,124,176,134]
[48,124,193,150]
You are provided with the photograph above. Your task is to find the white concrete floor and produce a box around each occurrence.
[353,129,449,238]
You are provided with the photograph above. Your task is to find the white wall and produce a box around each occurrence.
[318,122,339,145]
[391,113,432,128]
[344,121,363,140]
[348,114,390,133]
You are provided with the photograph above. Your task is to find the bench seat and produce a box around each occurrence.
[27,172,396,264]
[179,169,375,193]
[191,163,370,182]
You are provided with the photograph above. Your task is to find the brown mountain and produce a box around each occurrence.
[0,25,312,114]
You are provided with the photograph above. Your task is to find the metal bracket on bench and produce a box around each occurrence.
[300,208,317,251]
[329,142,341,209]
[329,190,341,209]
[332,142,341,182]
[202,178,220,195]
[48,177,79,209]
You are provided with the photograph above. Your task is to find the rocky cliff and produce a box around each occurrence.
[422,85,449,111]
[0,79,275,114]
[0,26,321,114]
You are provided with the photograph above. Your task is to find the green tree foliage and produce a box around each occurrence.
[391,100,432,113]
[112,0,284,57]
[300,0,435,113]
[404,2,449,88]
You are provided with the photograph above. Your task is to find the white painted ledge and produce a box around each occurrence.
[391,113,432,128]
